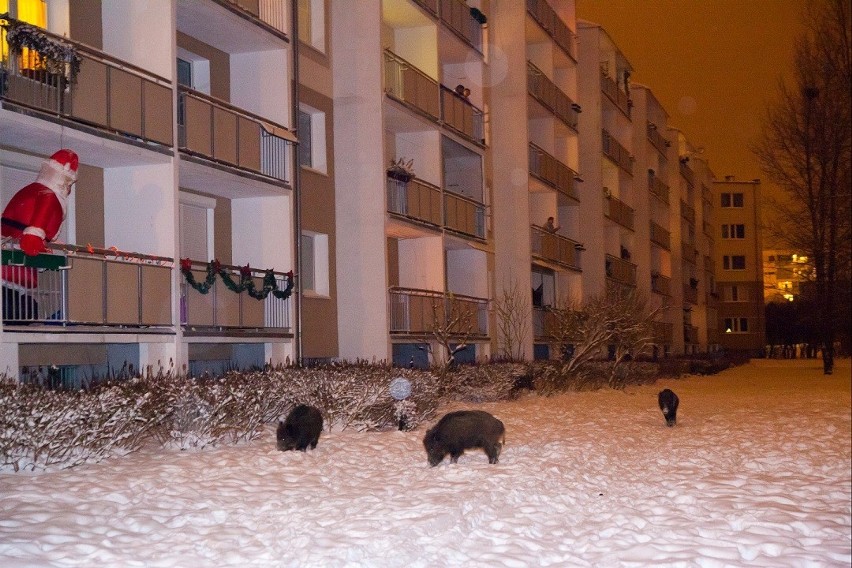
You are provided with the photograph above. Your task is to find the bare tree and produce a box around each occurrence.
[492,277,530,361]
[753,0,852,374]
[427,292,478,369]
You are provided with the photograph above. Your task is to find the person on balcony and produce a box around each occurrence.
[543,216,560,233]
[2,149,78,321]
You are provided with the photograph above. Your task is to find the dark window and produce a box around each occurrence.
[177,58,192,88]
[732,193,744,207]
[298,110,312,168]
[721,193,731,207]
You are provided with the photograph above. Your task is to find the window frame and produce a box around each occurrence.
[298,104,327,174]
[300,231,330,297]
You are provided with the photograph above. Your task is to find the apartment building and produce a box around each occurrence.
[1,0,298,384]
[713,176,765,354]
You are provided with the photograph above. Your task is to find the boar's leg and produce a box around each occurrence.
[485,442,502,464]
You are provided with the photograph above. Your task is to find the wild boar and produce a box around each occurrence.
[423,410,505,466]
[658,389,680,427]
[277,404,323,451]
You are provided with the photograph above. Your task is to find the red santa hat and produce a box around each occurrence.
[36,148,79,207]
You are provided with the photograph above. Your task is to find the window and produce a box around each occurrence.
[724,318,749,333]
[721,224,745,239]
[300,231,329,296]
[177,58,193,88]
[721,192,744,208]
[179,193,216,261]
[298,105,327,173]
[176,48,210,94]
[3,0,47,70]
[298,0,326,52]
[723,285,750,302]
[723,255,746,270]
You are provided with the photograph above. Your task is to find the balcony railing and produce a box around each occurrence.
[444,191,486,239]
[703,220,713,237]
[681,241,697,264]
[530,226,582,271]
[704,255,714,273]
[413,0,439,16]
[389,287,488,337]
[384,50,440,121]
[648,172,670,204]
[387,176,442,227]
[600,68,631,118]
[707,327,720,345]
[526,0,576,61]
[602,129,633,174]
[439,0,483,52]
[604,194,635,231]
[605,254,636,287]
[679,160,695,186]
[650,221,671,250]
[528,143,579,201]
[702,184,713,204]
[1,24,173,147]
[178,87,293,184]
[223,0,288,34]
[2,242,172,328]
[527,61,579,131]
[680,199,696,224]
[684,324,699,344]
[647,122,670,156]
[651,273,671,296]
[532,306,560,339]
[653,321,673,344]
[440,85,485,145]
[181,260,291,333]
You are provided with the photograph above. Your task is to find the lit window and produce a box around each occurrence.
[300,232,329,296]
[298,105,327,173]
[298,0,326,53]
[724,318,749,333]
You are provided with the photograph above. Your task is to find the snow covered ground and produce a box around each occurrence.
[1,358,850,567]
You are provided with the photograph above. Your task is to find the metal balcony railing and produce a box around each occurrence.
[440,85,485,145]
[602,129,633,174]
[684,324,699,344]
[412,0,439,16]
[178,87,294,184]
[532,305,561,339]
[181,259,291,333]
[680,199,696,224]
[388,286,488,337]
[526,0,576,61]
[651,273,671,296]
[387,177,442,227]
[528,143,579,201]
[650,221,671,250]
[648,172,670,204]
[444,191,486,239]
[646,122,670,156]
[1,19,173,146]
[683,283,699,305]
[681,241,698,264]
[384,49,440,121]
[604,193,635,231]
[527,61,579,131]
[222,0,288,34]
[600,68,631,118]
[2,242,172,328]
[439,0,483,52]
[653,321,673,344]
[679,161,695,186]
[605,254,637,287]
[530,225,582,271]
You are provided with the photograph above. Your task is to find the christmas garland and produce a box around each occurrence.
[180,259,294,300]
[1,14,82,82]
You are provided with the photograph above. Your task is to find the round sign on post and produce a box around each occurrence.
[389,377,412,401]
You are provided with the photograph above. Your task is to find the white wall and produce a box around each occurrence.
[447,249,487,298]
[231,50,291,127]
[101,0,173,79]
[231,195,292,271]
[398,237,443,291]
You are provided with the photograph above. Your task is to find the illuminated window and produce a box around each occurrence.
[724,318,749,333]
[3,0,48,70]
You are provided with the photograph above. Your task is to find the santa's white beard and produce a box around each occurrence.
[36,160,76,215]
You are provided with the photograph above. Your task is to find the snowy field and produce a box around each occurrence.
[1,358,850,567]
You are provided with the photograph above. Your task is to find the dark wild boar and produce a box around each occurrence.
[277,405,323,451]
[423,410,505,466]
[658,389,680,427]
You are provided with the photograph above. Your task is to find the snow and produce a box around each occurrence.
[1,358,850,567]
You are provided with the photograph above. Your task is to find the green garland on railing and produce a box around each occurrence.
[180,259,294,300]
[1,14,82,82]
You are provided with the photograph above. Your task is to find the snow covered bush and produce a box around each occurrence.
[439,362,532,403]
[0,378,158,472]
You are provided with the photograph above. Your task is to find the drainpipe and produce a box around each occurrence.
[291,0,303,364]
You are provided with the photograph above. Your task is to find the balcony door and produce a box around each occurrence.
[179,193,215,262]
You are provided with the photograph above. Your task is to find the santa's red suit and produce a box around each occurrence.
[2,149,78,288]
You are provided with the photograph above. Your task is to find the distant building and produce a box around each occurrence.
[763,250,814,303]
[712,177,765,354]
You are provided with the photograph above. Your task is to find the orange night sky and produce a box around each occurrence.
[577,0,803,196]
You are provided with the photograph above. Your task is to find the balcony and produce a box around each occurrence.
[2,242,172,329]
[439,0,484,52]
[650,221,671,250]
[681,241,698,264]
[651,273,671,296]
[684,324,699,344]
[527,61,579,131]
[704,255,714,273]
[600,68,631,118]
[384,50,440,122]
[703,220,713,237]
[220,0,288,34]
[528,143,579,202]
[526,0,576,61]
[413,0,439,16]
[387,177,442,227]
[683,283,698,305]
[680,199,696,224]
[178,87,293,184]
[532,306,560,339]
[647,122,669,156]
[440,85,485,145]
[602,129,633,174]
[530,226,582,271]
[648,172,670,204]
[1,24,173,148]
[679,160,695,186]
[389,287,488,337]
[653,321,673,344]
[605,254,637,287]
[604,194,635,231]
[444,191,486,239]
[181,260,291,335]
[702,185,713,204]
